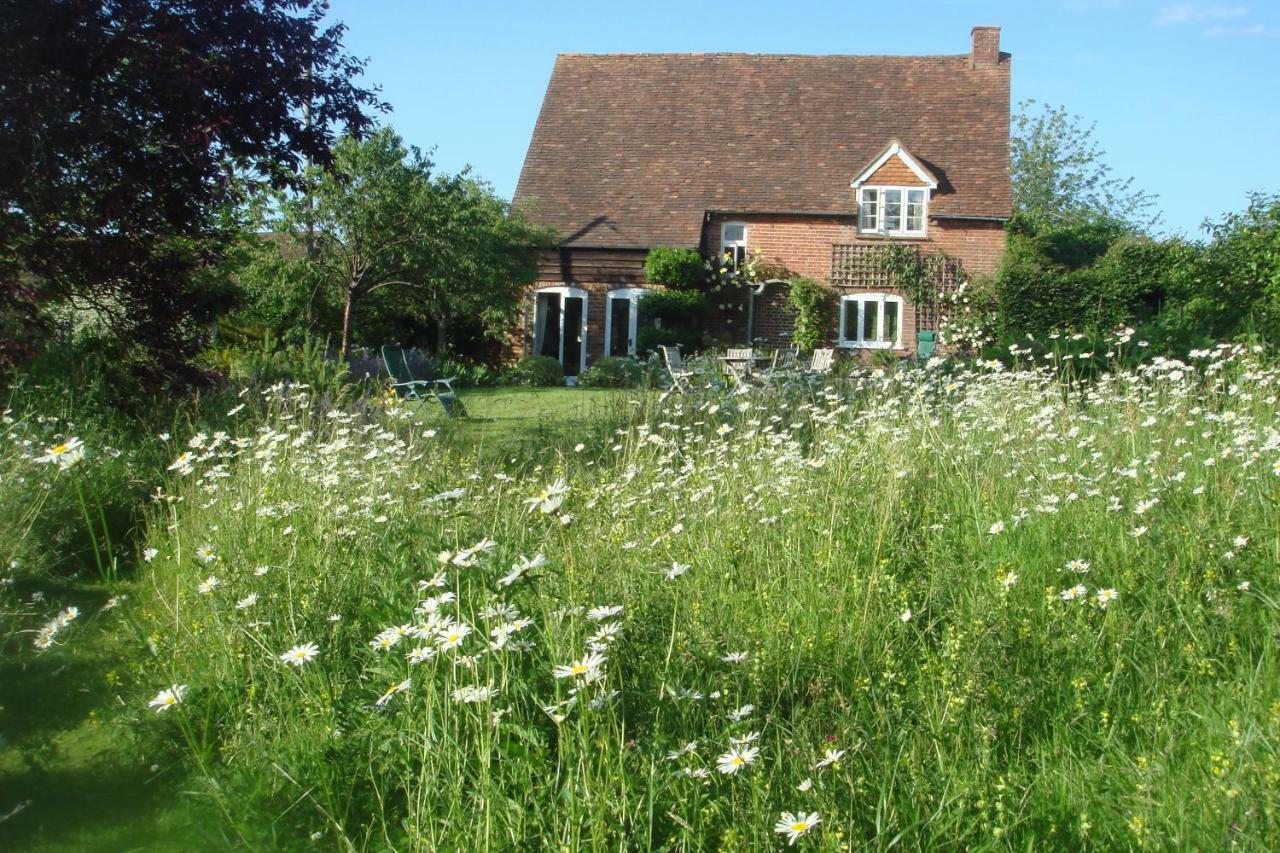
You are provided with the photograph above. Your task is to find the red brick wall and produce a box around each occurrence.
[510,216,1005,366]
[514,275,670,366]
[704,213,1004,355]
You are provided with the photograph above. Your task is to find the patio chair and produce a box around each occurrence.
[659,345,695,393]
[762,348,794,385]
[723,347,755,384]
[380,346,467,418]
[805,348,835,376]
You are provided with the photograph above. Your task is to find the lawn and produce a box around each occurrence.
[426,386,651,462]
[0,579,202,851]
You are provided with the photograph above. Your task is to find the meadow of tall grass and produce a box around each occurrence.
[90,337,1276,850]
[4,334,1278,849]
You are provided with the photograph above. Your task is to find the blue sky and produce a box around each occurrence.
[326,0,1279,236]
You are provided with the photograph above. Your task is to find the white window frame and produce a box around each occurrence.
[603,287,652,358]
[720,221,748,271]
[838,293,904,350]
[858,186,928,237]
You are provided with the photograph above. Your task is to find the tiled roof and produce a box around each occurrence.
[513,51,1011,248]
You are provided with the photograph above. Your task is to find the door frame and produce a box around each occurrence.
[602,287,652,359]
[532,285,589,376]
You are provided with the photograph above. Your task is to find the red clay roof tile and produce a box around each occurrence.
[513,51,1011,248]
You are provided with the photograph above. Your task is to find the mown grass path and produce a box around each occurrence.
[0,583,201,850]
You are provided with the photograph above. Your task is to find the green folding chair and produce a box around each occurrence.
[380,346,467,418]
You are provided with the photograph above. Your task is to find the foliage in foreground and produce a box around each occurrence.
[1,0,382,375]
[123,337,1280,849]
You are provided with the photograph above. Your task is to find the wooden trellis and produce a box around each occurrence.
[829,244,963,333]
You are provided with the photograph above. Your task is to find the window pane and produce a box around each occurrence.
[859,189,877,231]
[862,299,878,341]
[883,189,902,231]
[726,245,745,271]
[883,300,899,344]
[842,300,858,341]
[860,201,877,231]
[906,190,924,231]
[722,224,745,244]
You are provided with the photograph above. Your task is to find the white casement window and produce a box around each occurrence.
[721,221,748,271]
[858,187,927,237]
[839,293,903,349]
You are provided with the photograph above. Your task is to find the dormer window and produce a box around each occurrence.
[721,222,748,271]
[850,139,938,239]
[858,187,927,237]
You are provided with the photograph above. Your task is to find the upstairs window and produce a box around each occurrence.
[839,293,903,349]
[858,187,927,237]
[721,222,748,271]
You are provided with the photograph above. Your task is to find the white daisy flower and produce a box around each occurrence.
[375,678,412,707]
[814,747,846,769]
[715,745,759,775]
[774,811,821,846]
[148,684,187,713]
[279,642,319,667]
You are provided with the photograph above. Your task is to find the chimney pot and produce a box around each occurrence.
[971,26,1000,68]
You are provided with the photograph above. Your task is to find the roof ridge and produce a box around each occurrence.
[555,52,972,59]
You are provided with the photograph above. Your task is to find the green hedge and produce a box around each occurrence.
[995,217,1145,338]
[644,248,706,289]
[504,355,564,387]
[635,290,707,356]
[579,356,642,388]
[638,290,707,327]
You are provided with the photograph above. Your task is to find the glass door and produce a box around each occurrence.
[603,288,651,358]
[532,287,588,378]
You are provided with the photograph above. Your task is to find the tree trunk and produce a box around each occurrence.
[435,316,447,353]
[340,288,355,359]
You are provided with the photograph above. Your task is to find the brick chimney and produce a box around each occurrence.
[971,26,1000,68]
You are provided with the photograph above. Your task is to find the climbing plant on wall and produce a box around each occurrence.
[786,277,832,351]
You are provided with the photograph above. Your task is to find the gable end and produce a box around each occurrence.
[851,141,938,190]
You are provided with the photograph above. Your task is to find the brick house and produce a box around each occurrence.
[510,27,1011,377]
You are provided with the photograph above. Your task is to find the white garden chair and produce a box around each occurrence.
[722,347,755,385]
[805,348,835,376]
[660,346,694,393]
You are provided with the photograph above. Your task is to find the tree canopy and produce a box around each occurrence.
[0,0,385,377]
[237,128,552,357]
[1011,99,1160,233]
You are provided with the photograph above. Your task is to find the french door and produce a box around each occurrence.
[533,287,588,377]
[603,288,651,358]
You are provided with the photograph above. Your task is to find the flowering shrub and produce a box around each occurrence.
[938,278,998,354]
[786,277,831,352]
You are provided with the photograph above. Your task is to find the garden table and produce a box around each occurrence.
[718,352,776,385]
